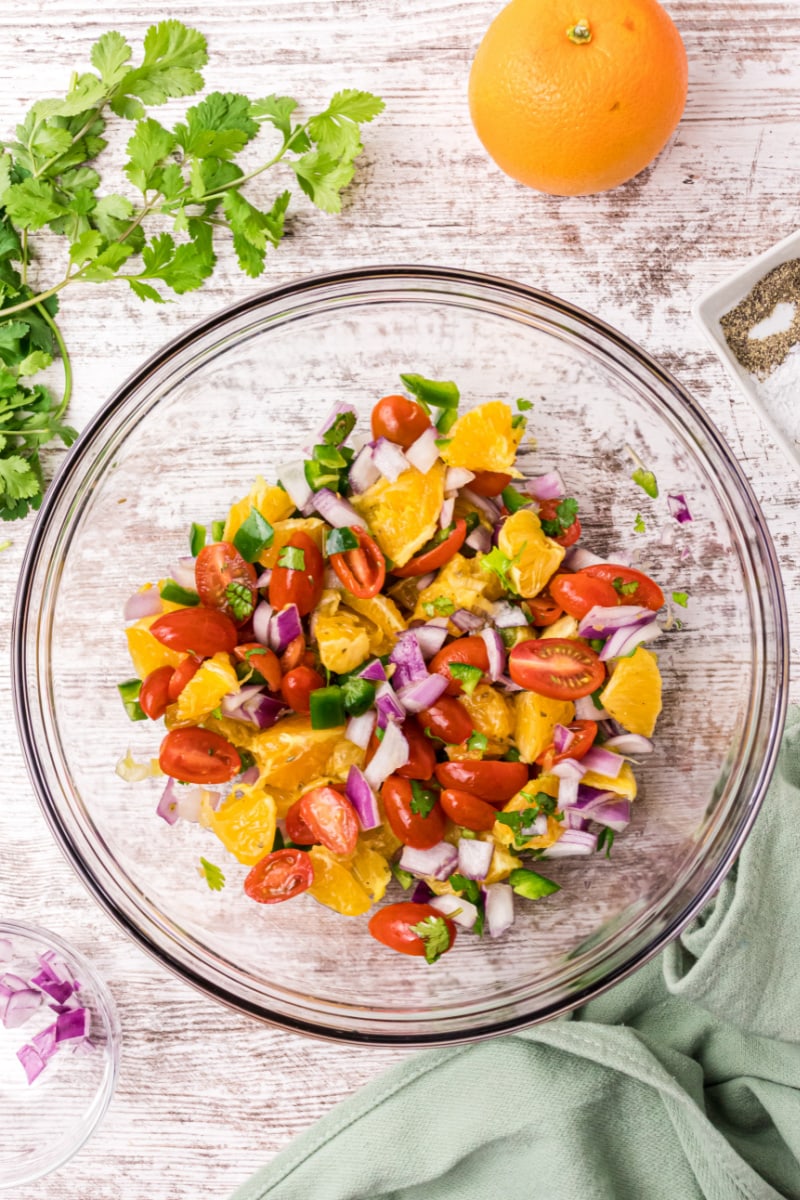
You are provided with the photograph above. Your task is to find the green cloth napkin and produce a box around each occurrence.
[233,706,800,1200]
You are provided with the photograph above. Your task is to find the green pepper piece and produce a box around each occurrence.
[233,507,274,563]
[159,579,200,607]
[309,685,346,729]
[189,522,206,556]
[508,867,561,900]
[341,676,376,717]
[117,678,146,722]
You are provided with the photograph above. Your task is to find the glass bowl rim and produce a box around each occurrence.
[12,264,790,1045]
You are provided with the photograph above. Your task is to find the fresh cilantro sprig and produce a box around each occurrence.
[625,445,658,500]
[410,914,454,964]
[0,22,383,519]
[409,780,438,817]
[540,497,578,538]
[199,856,225,891]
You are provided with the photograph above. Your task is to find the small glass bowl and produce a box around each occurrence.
[0,920,120,1190]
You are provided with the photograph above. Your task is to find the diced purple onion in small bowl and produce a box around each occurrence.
[525,470,564,500]
[457,837,494,880]
[345,766,382,830]
[364,720,409,789]
[667,492,692,524]
[444,466,475,491]
[541,829,598,857]
[485,883,514,938]
[269,603,302,653]
[345,709,377,750]
[399,841,459,881]
[17,1043,46,1084]
[1,986,42,1029]
[602,733,653,756]
[405,426,440,474]
[397,673,449,714]
[375,681,406,728]
[389,630,429,688]
[277,459,313,511]
[123,589,163,621]
[55,1006,90,1042]
[430,892,478,929]
[0,938,13,964]
[313,488,364,529]
[372,437,410,482]
[465,525,492,554]
[359,658,388,683]
[450,608,486,632]
[492,600,528,628]
[348,444,381,493]
[479,627,506,681]
[252,600,273,646]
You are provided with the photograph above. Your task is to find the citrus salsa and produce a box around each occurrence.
[119,376,668,965]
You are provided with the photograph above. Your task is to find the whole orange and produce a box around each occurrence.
[468,0,688,196]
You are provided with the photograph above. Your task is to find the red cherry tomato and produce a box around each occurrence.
[419,696,474,745]
[159,727,241,784]
[395,718,437,780]
[434,760,528,805]
[381,775,446,849]
[233,642,282,692]
[269,532,324,617]
[392,519,468,578]
[527,591,563,626]
[150,608,238,657]
[439,787,497,832]
[368,902,457,959]
[244,849,314,904]
[581,563,665,612]
[430,636,489,696]
[281,665,325,714]
[285,799,317,844]
[536,719,598,771]
[298,785,359,857]
[167,655,202,701]
[329,529,386,599]
[371,394,432,449]
[469,471,513,497]
[139,665,174,720]
[538,499,582,547]
[549,573,619,620]
[195,542,257,623]
[508,638,605,700]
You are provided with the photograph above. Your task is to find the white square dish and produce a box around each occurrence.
[692,228,800,472]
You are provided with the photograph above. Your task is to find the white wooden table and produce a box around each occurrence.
[1,1,799,1195]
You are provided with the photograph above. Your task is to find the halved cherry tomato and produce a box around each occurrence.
[549,573,619,620]
[285,799,317,844]
[330,528,386,599]
[395,718,437,780]
[151,608,238,657]
[159,727,241,784]
[139,665,174,720]
[392,519,467,578]
[381,775,446,849]
[538,499,582,548]
[508,638,605,700]
[167,655,202,701]
[439,787,497,832]
[527,591,563,626]
[581,563,665,612]
[234,642,282,692]
[419,696,474,745]
[195,542,257,623]
[281,665,325,714]
[434,760,528,805]
[536,719,598,771]
[469,471,513,497]
[368,902,456,959]
[244,849,314,904]
[430,636,489,696]
[298,785,359,856]
[269,532,324,617]
[371,394,431,449]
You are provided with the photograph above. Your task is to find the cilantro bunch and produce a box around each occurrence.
[0,20,383,520]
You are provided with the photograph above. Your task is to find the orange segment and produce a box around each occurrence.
[222,475,295,543]
[440,401,523,474]
[350,462,444,567]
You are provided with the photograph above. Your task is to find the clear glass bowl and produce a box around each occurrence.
[0,921,120,1189]
[12,267,788,1045]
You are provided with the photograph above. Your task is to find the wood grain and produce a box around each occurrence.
[1,1,799,1196]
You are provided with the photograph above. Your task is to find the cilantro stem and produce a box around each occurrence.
[624,443,646,472]
[0,278,74,318]
[162,128,306,211]
[32,103,107,180]
[20,230,28,286]
[35,303,72,420]
[118,193,163,245]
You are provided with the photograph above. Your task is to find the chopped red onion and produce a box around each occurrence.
[349,444,381,493]
[457,837,494,880]
[563,545,605,571]
[485,883,514,938]
[439,494,456,529]
[550,757,588,780]
[578,605,656,638]
[36,952,74,987]
[415,571,437,591]
[372,437,410,482]
[660,523,676,548]
[479,627,506,681]
[397,673,449,713]
[255,568,272,588]
[269,603,302,652]
[389,631,429,688]
[252,600,273,645]
[492,601,528,628]
[600,620,660,661]
[55,1007,90,1042]
[590,799,632,831]
[602,733,653,756]
[17,1043,46,1084]
[576,785,619,810]
[445,467,476,491]
[465,525,492,554]
[0,938,12,963]
[522,813,549,838]
[375,681,406,728]
[221,683,263,721]
[461,487,501,521]
[399,840,459,881]
[564,809,590,831]
[177,786,208,823]
[359,658,388,683]
[552,723,575,755]
[411,880,433,904]
[430,892,478,929]
[31,1022,59,1060]
[312,401,358,448]
[277,459,313,511]
[405,426,440,474]
[526,470,564,500]
[450,608,486,632]
[156,778,181,825]
[541,829,598,857]
[364,720,409,788]
[241,692,290,730]
[496,674,524,693]
[414,622,449,659]
[313,487,364,529]
[580,746,624,777]
[345,766,382,830]
[123,589,163,621]
[238,765,261,786]
[557,776,579,809]
[345,709,377,750]
[170,556,197,591]
[575,694,608,721]
[491,516,507,547]
[1,986,42,1029]
[667,492,693,524]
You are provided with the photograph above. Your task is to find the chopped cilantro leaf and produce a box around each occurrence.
[326,526,359,555]
[410,780,438,817]
[467,731,489,754]
[423,595,455,617]
[633,512,646,534]
[448,662,483,695]
[391,862,414,889]
[672,591,689,608]
[479,545,521,593]
[631,466,659,499]
[410,914,454,964]
[612,577,639,597]
[504,744,522,762]
[597,828,615,858]
[508,867,560,900]
[225,580,255,621]
[511,414,527,430]
[449,873,480,903]
[278,545,306,570]
[540,497,579,538]
[199,857,225,891]
[516,398,533,411]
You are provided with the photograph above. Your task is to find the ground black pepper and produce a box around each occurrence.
[720,258,800,378]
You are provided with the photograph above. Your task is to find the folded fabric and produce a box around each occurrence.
[232,706,800,1200]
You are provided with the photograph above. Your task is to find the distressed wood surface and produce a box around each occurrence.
[1,1,799,1196]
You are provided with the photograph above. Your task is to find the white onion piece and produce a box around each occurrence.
[345,710,377,750]
[430,893,478,929]
[313,487,364,529]
[176,786,206,823]
[575,694,608,721]
[372,438,410,482]
[580,746,624,777]
[479,628,506,681]
[485,883,514,938]
[602,733,653,756]
[457,837,494,880]
[277,459,312,511]
[526,470,565,500]
[169,556,197,591]
[349,444,381,493]
[450,608,485,632]
[444,467,475,491]
[156,779,180,825]
[522,813,549,837]
[439,494,456,529]
[405,426,440,474]
[252,600,273,645]
[465,526,491,554]
[492,600,528,628]
[399,840,458,880]
[563,546,605,571]
[556,776,579,809]
[541,830,597,857]
[364,720,409,789]
[124,589,163,621]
